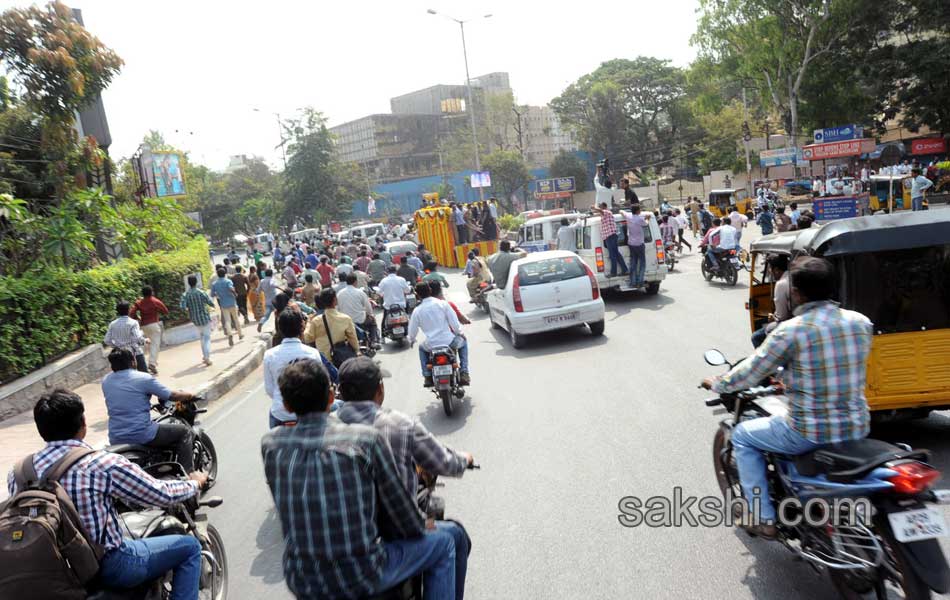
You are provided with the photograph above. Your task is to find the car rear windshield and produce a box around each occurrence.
[517,257,587,286]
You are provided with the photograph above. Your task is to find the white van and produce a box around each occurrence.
[349,222,387,246]
[518,214,581,253]
[572,212,666,294]
[252,233,273,254]
[289,228,321,243]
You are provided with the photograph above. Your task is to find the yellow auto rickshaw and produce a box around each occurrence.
[868,174,914,212]
[747,211,950,419]
[708,189,752,218]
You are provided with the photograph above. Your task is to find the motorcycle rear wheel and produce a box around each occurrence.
[440,388,454,417]
[829,516,932,600]
[195,432,218,489]
[725,264,739,286]
[200,524,229,600]
[701,259,713,281]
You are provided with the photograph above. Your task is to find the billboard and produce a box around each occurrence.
[801,139,875,161]
[813,194,869,222]
[910,138,947,156]
[813,124,863,144]
[470,171,492,188]
[759,147,801,167]
[535,177,576,194]
[151,152,186,197]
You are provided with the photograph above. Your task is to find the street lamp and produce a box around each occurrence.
[427,9,492,200]
[252,108,287,170]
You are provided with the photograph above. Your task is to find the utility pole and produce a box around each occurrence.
[741,88,753,199]
[459,20,484,202]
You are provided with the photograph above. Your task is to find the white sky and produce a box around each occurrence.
[1,0,701,171]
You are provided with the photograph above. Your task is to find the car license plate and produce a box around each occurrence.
[432,365,453,376]
[544,311,578,324]
[888,507,947,542]
[392,327,404,334]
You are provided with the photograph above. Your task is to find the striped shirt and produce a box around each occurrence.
[599,213,618,239]
[103,315,147,355]
[261,413,424,599]
[180,287,214,326]
[336,401,468,494]
[6,439,198,550]
[713,301,873,443]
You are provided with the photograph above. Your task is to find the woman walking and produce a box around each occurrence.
[247,264,264,322]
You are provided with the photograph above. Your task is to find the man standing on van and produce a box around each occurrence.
[619,205,652,288]
[557,217,577,252]
[590,203,627,278]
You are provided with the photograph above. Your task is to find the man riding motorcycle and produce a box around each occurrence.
[465,249,491,301]
[378,264,411,327]
[408,282,471,387]
[101,348,200,472]
[702,257,873,539]
[336,357,473,600]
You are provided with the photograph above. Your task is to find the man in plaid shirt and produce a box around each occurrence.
[703,257,872,538]
[261,358,459,599]
[180,275,216,367]
[7,390,207,599]
[336,357,472,600]
[591,201,628,278]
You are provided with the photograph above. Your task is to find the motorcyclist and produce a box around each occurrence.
[465,248,491,301]
[487,240,525,289]
[378,265,411,332]
[702,257,873,539]
[705,216,737,271]
[335,357,472,600]
[101,347,200,472]
[408,282,470,387]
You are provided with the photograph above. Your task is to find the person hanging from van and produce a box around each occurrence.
[619,205,652,288]
[556,217,577,251]
[590,203,628,278]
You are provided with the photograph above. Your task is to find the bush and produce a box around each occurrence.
[0,236,211,383]
[497,214,524,232]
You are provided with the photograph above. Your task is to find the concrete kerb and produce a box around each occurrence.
[194,334,271,406]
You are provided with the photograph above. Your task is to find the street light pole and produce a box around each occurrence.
[275,112,287,170]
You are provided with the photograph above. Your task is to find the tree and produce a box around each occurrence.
[693,100,746,174]
[693,0,864,147]
[551,57,691,171]
[548,151,590,192]
[482,150,531,213]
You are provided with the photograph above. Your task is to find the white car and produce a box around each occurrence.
[487,250,605,349]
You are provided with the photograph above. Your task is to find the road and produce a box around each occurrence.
[200,240,950,599]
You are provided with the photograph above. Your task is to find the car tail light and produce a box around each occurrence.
[888,462,941,494]
[655,239,664,263]
[434,354,451,366]
[595,247,605,272]
[584,263,600,300]
[512,274,524,313]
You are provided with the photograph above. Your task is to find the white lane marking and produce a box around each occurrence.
[205,381,264,431]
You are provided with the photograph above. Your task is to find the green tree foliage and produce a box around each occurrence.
[482,150,531,212]
[548,150,590,192]
[551,57,691,169]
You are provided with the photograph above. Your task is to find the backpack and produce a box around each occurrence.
[0,448,104,599]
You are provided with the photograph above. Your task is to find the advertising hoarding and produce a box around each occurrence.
[813,125,863,144]
[910,138,947,156]
[759,147,801,167]
[470,171,492,188]
[801,139,875,161]
[535,177,576,194]
[813,194,869,222]
[151,152,186,197]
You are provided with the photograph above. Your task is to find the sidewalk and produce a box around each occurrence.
[0,324,267,496]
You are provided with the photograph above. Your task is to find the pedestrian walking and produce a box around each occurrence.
[757,205,775,235]
[104,301,149,373]
[774,205,792,233]
[688,196,701,237]
[211,266,244,346]
[231,265,250,325]
[247,265,264,322]
[131,286,169,375]
[180,275,215,366]
[673,208,692,251]
[256,268,281,333]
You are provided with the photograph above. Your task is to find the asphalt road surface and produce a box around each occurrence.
[199,239,950,599]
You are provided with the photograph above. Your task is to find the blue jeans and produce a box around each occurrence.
[98,536,202,600]
[259,304,275,326]
[374,522,463,600]
[419,337,469,375]
[627,244,645,286]
[196,323,212,360]
[732,416,820,521]
[912,196,925,211]
[603,234,627,277]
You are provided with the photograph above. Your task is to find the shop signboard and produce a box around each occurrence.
[759,147,801,167]
[536,177,576,195]
[910,138,947,156]
[801,139,875,161]
[813,124,863,144]
[813,194,869,222]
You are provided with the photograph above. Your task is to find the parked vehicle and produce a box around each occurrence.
[426,346,465,416]
[87,463,228,600]
[784,179,813,196]
[289,228,321,244]
[702,348,950,600]
[869,174,914,212]
[349,222,387,246]
[107,399,218,489]
[699,245,740,286]
[487,251,605,349]
[571,212,666,294]
[747,211,950,420]
[708,188,752,218]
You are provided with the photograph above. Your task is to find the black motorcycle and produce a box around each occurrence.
[471,281,493,313]
[703,349,950,599]
[108,400,218,489]
[382,305,410,346]
[87,463,228,600]
[699,245,740,286]
[427,346,465,417]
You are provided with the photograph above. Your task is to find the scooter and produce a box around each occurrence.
[702,348,950,599]
[382,305,410,346]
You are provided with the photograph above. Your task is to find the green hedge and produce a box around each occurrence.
[0,236,212,383]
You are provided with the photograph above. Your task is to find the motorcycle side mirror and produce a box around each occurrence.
[199,496,224,508]
[704,349,728,366]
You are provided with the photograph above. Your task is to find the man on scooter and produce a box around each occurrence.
[408,282,470,387]
[336,357,473,600]
[702,257,872,539]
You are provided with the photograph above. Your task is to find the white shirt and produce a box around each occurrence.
[337,284,373,324]
[556,223,576,251]
[378,273,410,308]
[716,224,738,249]
[408,297,460,349]
[860,167,869,181]
[336,263,354,278]
[727,211,746,231]
[263,338,322,421]
[593,176,614,207]
[489,203,498,219]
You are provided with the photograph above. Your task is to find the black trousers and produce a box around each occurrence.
[236,294,248,320]
[134,353,148,373]
[677,229,692,250]
[147,422,195,472]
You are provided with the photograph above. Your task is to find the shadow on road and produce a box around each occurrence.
[604,290,676,320]
[250,507,287,586]
[731,530,839,599]
[418,394,475,435]
[487,325,609,358]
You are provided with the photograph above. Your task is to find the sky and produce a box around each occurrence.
[0,0,701,171]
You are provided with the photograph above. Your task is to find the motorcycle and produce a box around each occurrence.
[426,346,465,417]
[405,292,418,314]
[471,281,493,313]
[87,463,228,600]
[702,349,950,599]
[108,399,218,489]
[382,305,410,346]
[699,245,740,286]
[664,240,677,273]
